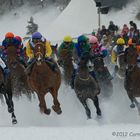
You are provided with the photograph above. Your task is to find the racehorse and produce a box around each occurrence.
[59,48,73,85]
[74,52,101,119]
[124,46,140,115]
[0,68,17,124]
[93,56,113,97]
[27,42,62,115]
[6,45,32,98]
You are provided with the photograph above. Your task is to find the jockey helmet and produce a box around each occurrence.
[78,35,88,43]
[88,35,98,44]
[128,38,136,45]
[32,32,42,39]
[63,35,72,42]
[5,32,14,38]
[15,36,22,42]
[116,38,125,45]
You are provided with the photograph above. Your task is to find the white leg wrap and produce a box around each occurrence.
[0,58,6,69]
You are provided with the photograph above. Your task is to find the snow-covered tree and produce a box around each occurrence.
[23,16,38,41]
[26,16,38,35]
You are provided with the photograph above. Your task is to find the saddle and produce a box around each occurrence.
[25,59,58,75]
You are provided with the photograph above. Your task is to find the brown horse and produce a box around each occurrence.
[74,52,101,119]
[0,68,17,124]
[59,48,73,85]
[6,45,31,98]
[93,56,113,97]
[27,42,62,115]
[124,46,140,115]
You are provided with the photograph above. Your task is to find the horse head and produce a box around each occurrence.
[79,52,94,72]
[34,42,45,65]
[6,46,18,68]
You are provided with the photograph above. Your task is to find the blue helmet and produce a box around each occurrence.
[32,32,42,39]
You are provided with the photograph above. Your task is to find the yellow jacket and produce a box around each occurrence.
[111,50,117,64]
[26,40,52,58]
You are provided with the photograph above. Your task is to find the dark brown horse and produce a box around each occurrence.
[124,46,140,115]
[59,48,73,85]
[93,56,113,97]
[6,45,31,98]
[74,52,101,119]
[27,42,62,115]
[0,68,17,124]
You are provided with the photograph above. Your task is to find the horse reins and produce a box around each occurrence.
[78,75,90,81]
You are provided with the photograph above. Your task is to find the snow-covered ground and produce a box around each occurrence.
[0,0,140,140]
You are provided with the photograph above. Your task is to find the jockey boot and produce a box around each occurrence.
[45,59,58,72]
[104,67,113,80]
[3,67,10,82]
[25,61,35,75]
[20,59,27,68]
[112,65,118,78]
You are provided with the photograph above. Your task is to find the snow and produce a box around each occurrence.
[0,0,140,140]
[1,125,140,140]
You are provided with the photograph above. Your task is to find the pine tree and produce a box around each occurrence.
[26,16,38,35]
[23,16,38,41]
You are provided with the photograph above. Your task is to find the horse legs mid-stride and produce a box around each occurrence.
[74,52,101,119]
[0,81,17,124]
[77,93,101,119]
[27,42,62,115]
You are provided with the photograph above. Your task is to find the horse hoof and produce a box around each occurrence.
[97,110,102,116]
[12,119,17,125]
[8,107,14,113]
[56,109,62,115]
[44,109,51,115]
[87,116,92,119]
[52,105,62,114]
[130,104,135,108]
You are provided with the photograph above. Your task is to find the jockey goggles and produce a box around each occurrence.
[90,42,97,46]
[64,42,72,46]
[5,38,13,43]
[32,38,41,43]
[78,41,87,46]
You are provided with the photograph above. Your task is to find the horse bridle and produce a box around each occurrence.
[34,43,46,62]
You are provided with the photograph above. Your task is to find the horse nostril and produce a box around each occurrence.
[89,66,93,69]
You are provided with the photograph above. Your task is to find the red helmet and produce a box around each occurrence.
[5,32,14,38]
[15,36,22,42]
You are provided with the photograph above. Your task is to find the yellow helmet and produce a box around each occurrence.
[63,35,72,42]
[116,38,125,45]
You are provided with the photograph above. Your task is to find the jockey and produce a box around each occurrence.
[89,35,108,57]
[88,35,112,80]
[111,37,126,77]
[58,35,74,65]
[71,35,90,88]
[15,35,26,66]
[25,32,56,74]
[0,44,10,76]
[1,32,21,76]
